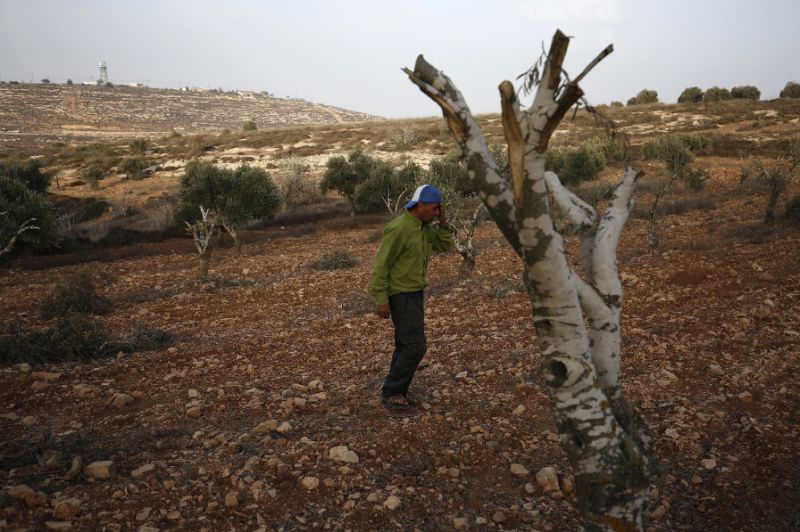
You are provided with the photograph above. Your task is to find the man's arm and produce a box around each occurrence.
[370,225,403,318]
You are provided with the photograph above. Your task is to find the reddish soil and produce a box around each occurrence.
[1,165,799,531]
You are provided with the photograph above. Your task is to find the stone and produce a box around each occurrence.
[665,428,679,439]
[738,391,753,402]
[84,460,115,479]
[650,505,666,519]
[45,522,72,531]
[512,404,526,416]
[707,363,724,376]
[187,389,200,399]
[492,511,507,524]
[21,415,38,426]
[225,491,239,507]
[64,457,82,480]
[135,507,152,521]
[186,406,203,418]
[510,463,529,477]
[701,458,717,470]
[252,420,278,434]
[131,463,155,478]
[524,483,536,494]
[276,421,292,433]
[562,476,574,495]
[383,495,401,510]
[111,394,134,408]
[52,498,81,519]
[329,445,359,464]
[8,484,34,499]
[34,371,61,382]
[453,517,469,529]
[301,476,319,490]
[31,381,50,392]
[535,466,560,492]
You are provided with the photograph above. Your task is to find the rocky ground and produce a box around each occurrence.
[1,159,799,530]
[1,91,800,530]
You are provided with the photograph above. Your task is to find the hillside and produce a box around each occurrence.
[0,83,380,148]
[0,96,799,531]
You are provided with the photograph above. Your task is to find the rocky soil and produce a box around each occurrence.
[1,160,799,530]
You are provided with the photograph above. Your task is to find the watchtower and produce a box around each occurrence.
[98,62,108,85]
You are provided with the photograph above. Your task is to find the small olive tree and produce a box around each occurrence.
[677,86,703,103]
[176,161,283,255]
[320,151,374,216]
[745,139,800,223]
[0,176,58,255]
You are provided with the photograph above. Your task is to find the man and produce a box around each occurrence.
[370,184,454,410]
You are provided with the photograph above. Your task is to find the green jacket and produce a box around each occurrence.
[370,211,454,305]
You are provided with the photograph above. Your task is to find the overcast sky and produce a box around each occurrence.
[1,0,798,118]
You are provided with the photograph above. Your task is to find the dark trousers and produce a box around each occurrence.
[381,291,426,398]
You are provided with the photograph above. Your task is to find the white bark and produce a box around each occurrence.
[405,30,650,531]
[0,216,39,260]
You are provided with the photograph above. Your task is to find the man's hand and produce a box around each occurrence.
[376,303,390,319]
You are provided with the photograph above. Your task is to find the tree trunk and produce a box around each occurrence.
[198,254,209,278]
[404,30,652,530]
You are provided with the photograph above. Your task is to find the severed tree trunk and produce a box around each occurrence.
[185,206,218,279]
[405,30,654,530]
[453,203,484,276]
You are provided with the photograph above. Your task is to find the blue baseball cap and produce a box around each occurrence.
[404,184,443,210]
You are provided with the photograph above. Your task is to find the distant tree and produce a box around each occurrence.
[626,89,658,105]
[677,86,703,103]
[242,119,258,131]
[353,160,417,216]
[0,159,52,193]
[176,161,283,254]
[703,86,731,101]
[320,150,374,216]
[609,100,624,107]
[546,142,606,185]
[40,78,50,84]
[731,85,760,100]
[748,139,800,223]
[129,138,148,154]
[85,166,105,190]
[779,81,800,99]
[66,79,73,85]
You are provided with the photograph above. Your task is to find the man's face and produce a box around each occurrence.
[415,202,441,224]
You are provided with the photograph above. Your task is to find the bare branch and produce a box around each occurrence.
[573,44,614,85]
[0,217,39,260]
[500,81,526,208]
[543,171,596,230]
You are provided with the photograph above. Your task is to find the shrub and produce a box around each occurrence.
[0,313,109,363]
[0,176,59,253]
[70,198,111,224]
[277,156,318,208]
[120,157,147,180]
[320,151,377,216]
[311,249,358,271]
[129,138,148,154]
[684,167,709,193]
[40,271,112,319]
[546,143,605,185]
[352,158,404,214]
[242,119,258,131]
[676,133,711,154]
[176,161,283,252]
[786,195,800,221]
[86,166,105,190]
[610,101,624,107]
[587,135,627,163]
[731,85,760,100]
[627,89,658,106]
[703,86,731,102]
[0,159,52,193]
[678,86,703,103]
[66,79,73,85]
[428,155,473,196]
[641,136,694,175]
[779,82,800,99]
[387,127,423,151]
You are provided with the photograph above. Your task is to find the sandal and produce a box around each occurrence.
[381,394,411,411]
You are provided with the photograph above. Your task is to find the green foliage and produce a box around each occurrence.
[278,156,318,208]
[609,101,624,107]
[489,143,510,179]
[779,82,800,99]
[428,154,473,196]
[70,198,110,224]
[129,138,148,154]
[0,159,52,193]
[120,156,147,179]
[40,271,113,320]
[642,134,708,162]
[676,133,711,154]
[242,119,258,131]
[352,158,406,214]
[310,249,358,271]
[0,176,59,252]
[321,151,386,214]
[731,85,760,100]
[626,89,658,106]
[546,143,606,185]
[684,168,709,192]
[785,195,800,221]
[587,135,627,162]
[176,161,283,228]
[703,86,731,101]
[86,166,105,189]
[677,86,703,103]
[387,127,423,151]
[641,136,694,176]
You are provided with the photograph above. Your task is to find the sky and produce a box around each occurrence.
[1,0,798,119]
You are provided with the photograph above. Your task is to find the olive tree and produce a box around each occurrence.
[404,30,654,529]
[176,161,283,255]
